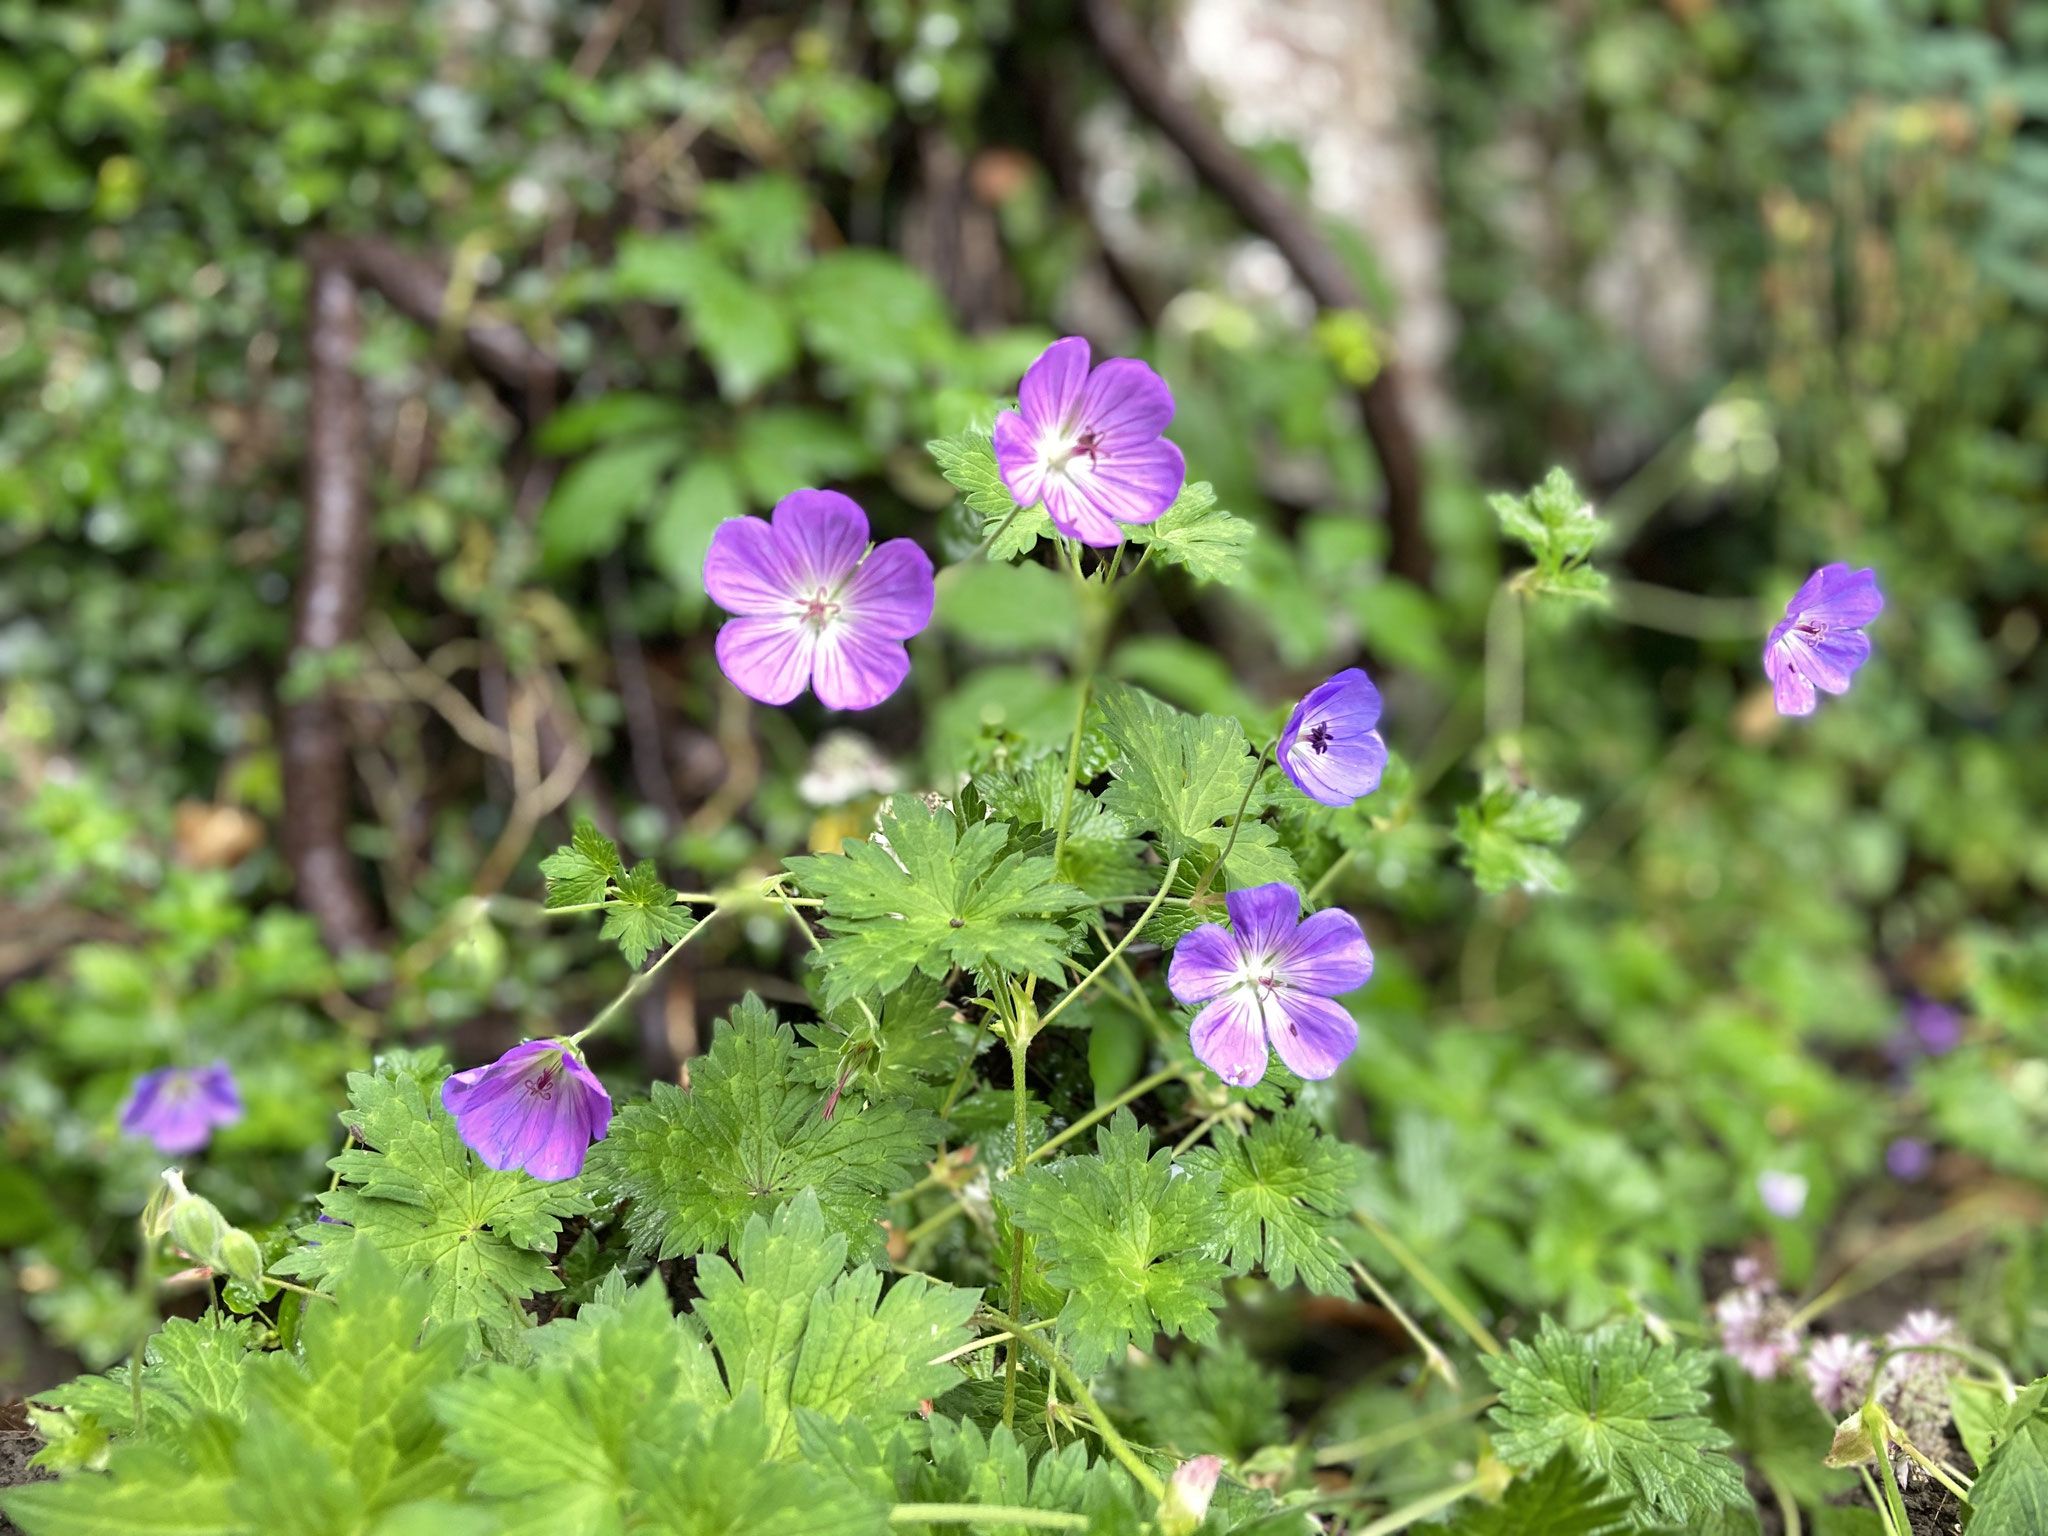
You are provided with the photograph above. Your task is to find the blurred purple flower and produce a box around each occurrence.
[1904,997,1963,1056]
[1805,1333,1875,1416]
[1763,563,1883,716]
[1279,668,1388,808]
[1167,883,1372,1087]
[1886,1137,1933,1181]
[1757,1169,1809,1220]
[442,1040,613,1182]
[119,1062,242,1156]
[993,337,1185,547]
[1715,1278,1799,1380]
[703,490,934,710]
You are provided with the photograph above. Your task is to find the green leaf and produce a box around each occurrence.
[699,174,814,281]
[933,558,1080,655]
[434,1274,728,1536]
[794,972,972,1111]
[694,1190,981,1454]
[1181,1109,1366,1295]
[1446,1454,1633,1536]
[1454,783,1581,896]
[274,1058,592,1336]
[1125,481,1252,585]
[1484,1319,1751,1529]
[539,435,683,567]
[971,754,1146,902]
[784,796,1089,1009]
[597,859,696,968]
[613,234,797,401]
[1490,467,1608,602]
[1118,1337,1289,1461]
[631,1388,890,1536]
[734,407,872,506]
[587,996,937,1265]
[1003,1109,1229,1373]
[794,250,950,391]
[534,393,689,456]
[649,454,745,595]
[29,1314,260,1444]
[539,820,624,909]
[1970,1398,2048,1536]
[927,428,1048,559]
[1096,683,1279,885]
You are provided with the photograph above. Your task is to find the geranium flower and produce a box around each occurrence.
[1713,1263,1798,1380]
[119,1062,242,1156]
[703,489,935,710]
[1279,668,1387,807]
[442,1040,613,1181]
[1757,1168,1809,1219]
[1763,563,1883,716]
[1167,883,1372,1086]
[1805,1333,1875,1416]
[992,336,1185,547]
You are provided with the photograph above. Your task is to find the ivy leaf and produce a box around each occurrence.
[693,1189,981,1455]
[598,860,697,968]
[274,1056,592,1336]
[1095,683,1262,867]
[1124,481,1252,585]
[586,995,937,1265]
[539,820,624,909]
[1004,1109,1229,1373]
[1181,1109,1366,1295]
[1485,1318,1751,1529]
[784,796,1089,1010]
[928,427,1049,560]
[1454,782,1581,895]
[1491,467,1608,603]
[1446,1454,1634,1536]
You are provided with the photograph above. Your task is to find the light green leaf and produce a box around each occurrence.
[934,558,1079,655]
[539,820,624,909]
[1125,481,1252,584]
[1454,783,1581,896]
[597,859,696,968]
[614,234,797,401]
[1095,683,1260,865]
[1445,1454,1633,1536]
[734,407,872,505]
[927,427,1048,559]
[649,455,745,595]
[539,436,683,567]
[1970,1399,2048,1536]
[1181,1109,1366,1295]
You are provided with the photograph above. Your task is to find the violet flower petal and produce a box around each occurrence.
[1265,991,1358,1081]
[839,538,936,639]
[1188,994,1268,1087]
[714,616,817,706]
[1078,358,1177,447]
[119,1063,244,1156]
[1275,907,1373,996]
[772,490,869,590]
[1222,883,1301,959]
[991,410,1050,509]
[703,513,802,615]
[1017,336,1092,433]
[1060,437,1185,541]
[1764,564,1882,717]
[1279,668,1387,807]
[443,1041,611,1182]
[1790,563,1884,627]
[1166,923,1242,1006]
[811,625,912,711]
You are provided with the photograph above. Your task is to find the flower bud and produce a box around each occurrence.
[1158,1455,1222,1536]
[213,1227,266,1291]
[167,1188,235,1265]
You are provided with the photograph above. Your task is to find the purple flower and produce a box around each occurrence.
[441,1040,613,1182]
[1757,1168,1809,1220]
[1886,1136,1933,1181]
[1805,1333,1876,1415]
[1714,1280,1799,1381]
[1763,564,1883,716]
[1167,883,1372,1087]
[119,1062,242,1156]
[992,337,1185,547]
[1279,668,1387,808]
[703,489,934,710]
[1904,997,1963,1056]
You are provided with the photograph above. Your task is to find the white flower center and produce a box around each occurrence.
[795,585,844,631]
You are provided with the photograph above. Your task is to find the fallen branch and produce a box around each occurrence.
[1082,0,1431,587]
[283,256,382,956]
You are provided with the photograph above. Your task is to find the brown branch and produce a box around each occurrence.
[1082,0,1432,587]
[600,557,684,831]
[283,256,382,956]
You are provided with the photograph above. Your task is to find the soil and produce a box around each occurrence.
[0,1403,51,1536]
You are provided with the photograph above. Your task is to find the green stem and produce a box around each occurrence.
[888,1506,1086,1531]
[1038,858,1181,1030]
[1002,1021,1030,1430]
[1352,1476,1484,1536]
[1354,1210,1503,1357]
[981,1307,1166,1501]
[1303,850,1356,908]
[901,1199,967,1248]
[1026,1065,1187,1167]
[1347,1254,1461,1393]
[1762,1467,1803,1536]
[1788,1194,2013,1330]
[568,916,712,1047]
[1312,1396,1498,1467]
[975,505,1024,561]
[1049,674,1094,876]
[1188,744,1269,904]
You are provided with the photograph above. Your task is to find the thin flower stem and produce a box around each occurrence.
[975,505,1024,562]
[1002,1020,1030,1430]
[939,1008,995,1121]
[927,1317,1057,1366]
[1353,1210,1503,1358]
[1351,1476,1484,1535]
[1761,1467,1802,1536]
[981,1307,1166,1501]
[1866,1411,1915,1535]
[1788,1194,2016,1330]
[1858,1468,1902,1536]
[1026,1065,1188,1167]
[1049,674,1094,874]
[1038,859,1181,1030]
[567,918,713,1047]
[900,1198,967,1247]
[888,1506,1086,1531]
[1188,745,1270,904]
[1170,1109,1229,1157]
[1311,1395,1498,1467]
[1347,1253,1461,1394]
[260,1274,337,1303]
[1093,933,1174,1044]
[1303,850,1355,908]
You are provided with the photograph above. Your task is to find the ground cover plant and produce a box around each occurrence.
[4,1,2048,1533]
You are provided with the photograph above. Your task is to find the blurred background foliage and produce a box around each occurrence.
[2,0,2046,1443]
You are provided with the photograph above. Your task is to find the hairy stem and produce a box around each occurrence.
[1188,745,1269,904]
[1039,858,1181,1030]
[1352,1476,1484,1536]
[1002,1020,1030,1429]
[982,1307,1166,1501]
[1312,1396,1497,1467]
[1347,1254,1461,1393]
[1026,1065,1187,1167]
[568,919,712,1047]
